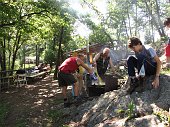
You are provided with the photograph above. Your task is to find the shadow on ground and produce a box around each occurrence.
[0,75,67,127]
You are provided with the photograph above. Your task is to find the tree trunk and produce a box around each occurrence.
[103,29,114,45]
[123,18,129,39]
[52,33,57,51]
[36,45,39,66]
[61,49,65,62]
[54,26,64,79]
[144,0,165,37]
[1,38,7,71]
[11,32,21,72]
[135,1,138,36]
[7,34,12,70]
[155,0,165,36]
[127,7,132,37]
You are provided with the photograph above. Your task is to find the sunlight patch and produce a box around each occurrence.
[34,99,44,105]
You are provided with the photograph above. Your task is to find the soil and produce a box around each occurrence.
[1,71,169,127]
[0,75,66,127]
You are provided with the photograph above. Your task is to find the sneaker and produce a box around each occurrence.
[64,102,71,108]
[72,97,83,106]
[126,78,139,94]
[63,99,71,108]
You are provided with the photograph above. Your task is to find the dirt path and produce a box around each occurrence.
[0,75,64,127]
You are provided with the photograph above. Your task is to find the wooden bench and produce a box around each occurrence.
[14,74,27,87]
[26,71,47,83]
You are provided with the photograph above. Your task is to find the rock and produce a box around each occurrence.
[58,74,170,127]
[104,75,118,92]
[124,115,164,127]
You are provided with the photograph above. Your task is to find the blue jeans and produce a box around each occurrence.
[127,55,157,77]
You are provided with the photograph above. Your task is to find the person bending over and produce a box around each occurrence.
[93,48,115,79]
[58,54,93,107]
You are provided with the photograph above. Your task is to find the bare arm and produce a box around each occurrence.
[109,58,115,74]
[93,52,101,64]
[77,58,93,74]
[152,55,162,88]
[154,55,162,77]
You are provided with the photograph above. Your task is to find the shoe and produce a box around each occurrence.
[64,100,71,108]
[126,78,139,94]
[64,102,71,108]
[72,97,83,106]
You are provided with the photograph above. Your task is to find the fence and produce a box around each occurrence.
[0,70,17,92]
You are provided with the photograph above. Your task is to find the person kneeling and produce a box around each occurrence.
[126,37,161,94]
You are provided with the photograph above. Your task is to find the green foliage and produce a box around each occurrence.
[44,49,56,65]
[61,125,70,127]
[51,98,63,105]
[0,103,9,126]
[89,27,111,44]
[47,98,64,126]
[161,36,169,43]
[0,0,169,72]
[116,109,125,114]
[14,60,21,70]
[154,110,170,125]
[25,64,35,69]
[82,0,168,47]
[66,35,87,51]
[161,68,170,75]
[48,109,63,125]
[126,101,135,119]
[0,0,78,71]
[15,119,27,127]
[115,101,135,119]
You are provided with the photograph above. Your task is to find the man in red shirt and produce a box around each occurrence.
[164,18,170,68]
[58,53,93,107]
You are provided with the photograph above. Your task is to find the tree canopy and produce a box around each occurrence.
[0,0,169,72]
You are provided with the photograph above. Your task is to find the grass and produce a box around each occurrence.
[51,98,64,105]
[0,102,27,127]
[47,109,63,126]
[15,119,27,127]
[115,101,136,119]
[0,102,9,126]
[47,98,65,126]
[126,101,135,119]
[154,110,170,126]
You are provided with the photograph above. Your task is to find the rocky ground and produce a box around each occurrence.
[0,73,170,127]
[61,74,170,127]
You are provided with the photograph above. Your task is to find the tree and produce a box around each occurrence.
[0,0,75,72]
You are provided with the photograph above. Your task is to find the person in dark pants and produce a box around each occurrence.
[58,54,93,107]
[127,37,162,94]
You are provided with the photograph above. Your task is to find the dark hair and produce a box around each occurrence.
[164,18,170,26]
[128,36,142,48]
[78,53,85,58]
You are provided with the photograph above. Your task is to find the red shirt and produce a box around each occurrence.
[59,57,79,73]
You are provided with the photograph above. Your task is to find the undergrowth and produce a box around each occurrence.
[0,102,9,126]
